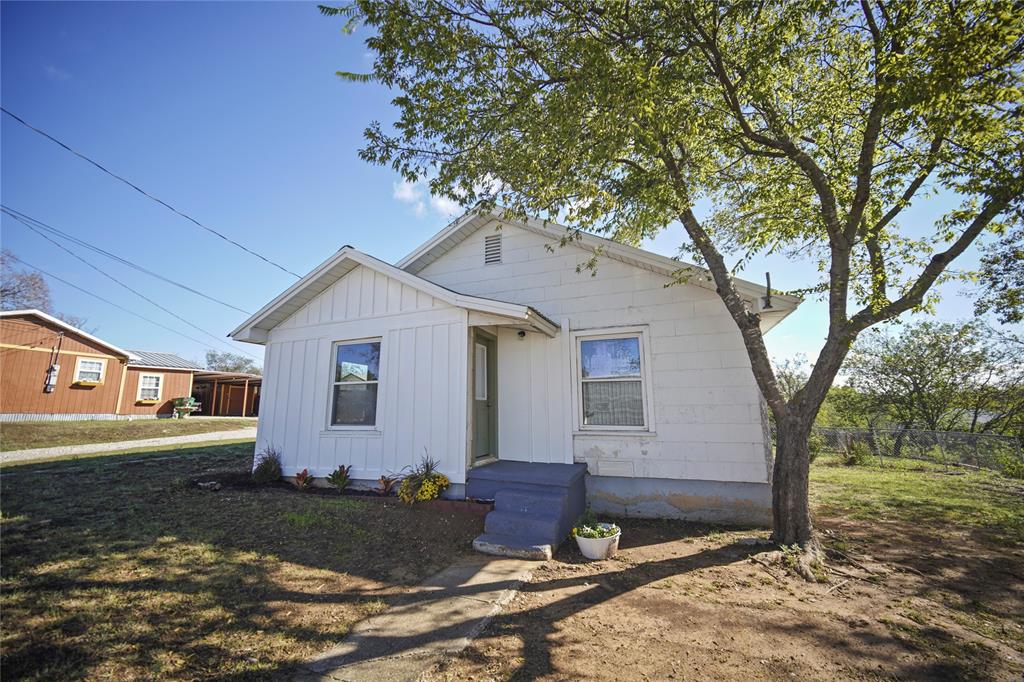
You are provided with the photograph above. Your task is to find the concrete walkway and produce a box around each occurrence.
[297,556,535,681]
[0,427,256,464]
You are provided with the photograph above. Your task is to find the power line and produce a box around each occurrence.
[1,106,302,279]
[1,205,253,315]
[10,221,262,360]
[5,253,248,355]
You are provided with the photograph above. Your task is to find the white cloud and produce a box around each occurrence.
[392,179,422,203]
[44,65,72,81]
[429,194,463,219]
[393,178,464,219]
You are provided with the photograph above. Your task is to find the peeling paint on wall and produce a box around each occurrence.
[586,474,772,525]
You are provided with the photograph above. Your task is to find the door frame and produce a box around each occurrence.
[469,328,498,469]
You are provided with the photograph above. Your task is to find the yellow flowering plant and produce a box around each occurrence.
[397,452,449,505]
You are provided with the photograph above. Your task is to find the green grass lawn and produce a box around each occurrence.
[0,418,258,452]
[811,454,1024,543]
[0,442,483,679]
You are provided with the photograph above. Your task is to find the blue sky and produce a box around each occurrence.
[1,1,1007,369]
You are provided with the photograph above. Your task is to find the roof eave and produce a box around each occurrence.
[0,308,137,359]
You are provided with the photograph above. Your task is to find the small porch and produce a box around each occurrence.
[191,371,261,417]
[467,460,588,560]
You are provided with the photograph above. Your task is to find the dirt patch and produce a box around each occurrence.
[428,515,1023,681]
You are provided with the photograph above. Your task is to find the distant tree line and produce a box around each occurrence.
[205,349,261,376]
[777,320,1024,443]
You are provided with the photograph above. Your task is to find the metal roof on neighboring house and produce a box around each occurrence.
[127,350,204,371]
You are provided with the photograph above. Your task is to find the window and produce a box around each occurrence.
[74,357,106,383]
[330,340,381,427]
[474,343,488,400]
[138,373,163,401]
[484,233,501,264]
[575,329,651,430]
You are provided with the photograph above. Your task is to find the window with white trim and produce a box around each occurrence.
[74,357,106,383]
[576,331,649,429]
[138,373,163,401]
[330,340,381,427]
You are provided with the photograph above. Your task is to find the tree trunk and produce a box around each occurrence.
[771,415,815,546]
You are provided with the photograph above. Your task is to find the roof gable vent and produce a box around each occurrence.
[484,233,502,265]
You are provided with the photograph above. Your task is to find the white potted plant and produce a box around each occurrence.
[572,510,621,560]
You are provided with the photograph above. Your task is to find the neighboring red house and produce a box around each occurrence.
[0,309,204,420]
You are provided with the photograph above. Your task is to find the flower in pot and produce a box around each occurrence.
[572,510,621,560]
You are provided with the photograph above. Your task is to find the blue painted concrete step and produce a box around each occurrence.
[469,461,588,560]
[484,510,562,545]
[493,487,565,518]
[467,460,586,500]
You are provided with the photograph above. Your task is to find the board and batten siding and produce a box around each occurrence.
[257,265,470,485]
[417,221,771,484]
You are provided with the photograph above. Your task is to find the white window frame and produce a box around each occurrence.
[570,326,654,433]
[137,372,164,401]
[326,337,383,431]
[73,356,107,384]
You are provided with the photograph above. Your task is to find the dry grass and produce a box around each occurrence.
[0,442,483,679]
[0,418,257,452]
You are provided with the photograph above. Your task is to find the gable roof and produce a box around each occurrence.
[398,208,801,331]
[0,309,139,360]
[229,246,559,344]
[127,350,203,371]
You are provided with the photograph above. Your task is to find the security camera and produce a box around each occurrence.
[517,330,526,338]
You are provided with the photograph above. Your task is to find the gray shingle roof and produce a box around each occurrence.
[127,350,204,370]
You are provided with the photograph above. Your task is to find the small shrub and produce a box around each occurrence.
[397,453,450,504]
[326,465,353,490]
[377,474,398,495]
[807,432,827,463]
[995,452,1024,479]
[572,509,620,539]
[293,468,315,490]
[252,446,283,484]
[840,440,873,467]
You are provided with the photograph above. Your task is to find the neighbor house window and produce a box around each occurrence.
[74,357,106,383]
[138,373,163,401]
[330,340,381,427]
[575,329,651,430]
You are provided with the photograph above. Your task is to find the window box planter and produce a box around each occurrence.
[74,380,103,387]
[137,399,160,405]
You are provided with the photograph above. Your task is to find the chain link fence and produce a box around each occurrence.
[771,424,1024,474]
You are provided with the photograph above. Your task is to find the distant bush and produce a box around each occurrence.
[808,432,828,463]
[995,452,1024,480]
[252,446,283,484]
[841,440,873,467]
[326,465,353,490]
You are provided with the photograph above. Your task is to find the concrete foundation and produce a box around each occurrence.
[585,475,772,526]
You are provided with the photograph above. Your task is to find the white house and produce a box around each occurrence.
[230,209,798,554]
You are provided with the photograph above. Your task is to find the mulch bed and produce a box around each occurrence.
[203,471,494,516]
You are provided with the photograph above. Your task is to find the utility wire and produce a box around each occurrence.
[5,253,245,354]
[1,205,253,315]
[11,217,262,360]
[1,107,302,278]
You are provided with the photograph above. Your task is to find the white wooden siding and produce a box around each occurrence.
[256,265,468,484]
[418,221,769,484]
